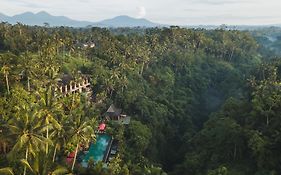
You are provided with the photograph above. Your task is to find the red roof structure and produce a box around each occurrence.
[67,151,75,158]
[98,123,106,131]
[66,151,75,164]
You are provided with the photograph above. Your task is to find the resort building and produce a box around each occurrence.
[105,104,131,124]
[57,75,92,97]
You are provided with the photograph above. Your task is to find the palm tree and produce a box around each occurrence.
[6,104,50,175]
[0,167,14,175]
[20,150,69,175]
[19,52,35,91]
[49,114,68,163]
[36,89,63,155]
[34,63,62,154]
[1,65,11,94]
[0,134,10,155]
[65,95,96,171]
[50,128,65,163]
[0,53,19,95]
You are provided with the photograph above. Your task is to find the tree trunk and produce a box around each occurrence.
[71,143,79,171]
[140,62,144,76]
[27,77,30,91]
[46,125,49,154]
[5,74,10,95]
[52,144,57,162]
[233,143,237,160]
[266,107,273,126]
[23,148,28,175]
[229,47,234,62]
[110,89,113,99]
[63,45,65,59]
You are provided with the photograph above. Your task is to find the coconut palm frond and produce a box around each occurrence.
[0,167,14,175]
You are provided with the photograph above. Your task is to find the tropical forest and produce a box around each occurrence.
[1,23,281,175]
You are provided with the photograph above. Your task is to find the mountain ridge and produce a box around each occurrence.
[0,11,161,28]
[97,15,159,27]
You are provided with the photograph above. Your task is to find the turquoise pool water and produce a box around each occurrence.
[81,134,111,167]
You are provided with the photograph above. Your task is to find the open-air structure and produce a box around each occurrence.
[105,104,131,124]
[57,75,91,96]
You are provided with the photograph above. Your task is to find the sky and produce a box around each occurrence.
[0,0,281,25]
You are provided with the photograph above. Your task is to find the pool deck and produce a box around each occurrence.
[103,137,113,162]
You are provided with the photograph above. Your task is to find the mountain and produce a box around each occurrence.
[0,11,93,27]
[94,15,161,28]
[0,12,11,22]
[0,11,161,28]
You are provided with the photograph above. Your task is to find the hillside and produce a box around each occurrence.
[1,24,281,175]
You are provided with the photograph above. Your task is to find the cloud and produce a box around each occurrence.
[191,0,253,5]
[0,0,280,25]
[136,6,146,18]
[3,0,49,8]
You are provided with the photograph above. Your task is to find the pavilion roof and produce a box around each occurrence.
[106,104,122,117]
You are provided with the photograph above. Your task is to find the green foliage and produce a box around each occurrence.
[208,166,228,175]
[1,23,281,175]
[0,167,14,175]
[125,120,152,157]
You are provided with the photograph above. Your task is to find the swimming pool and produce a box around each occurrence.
[81,134,112,167]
